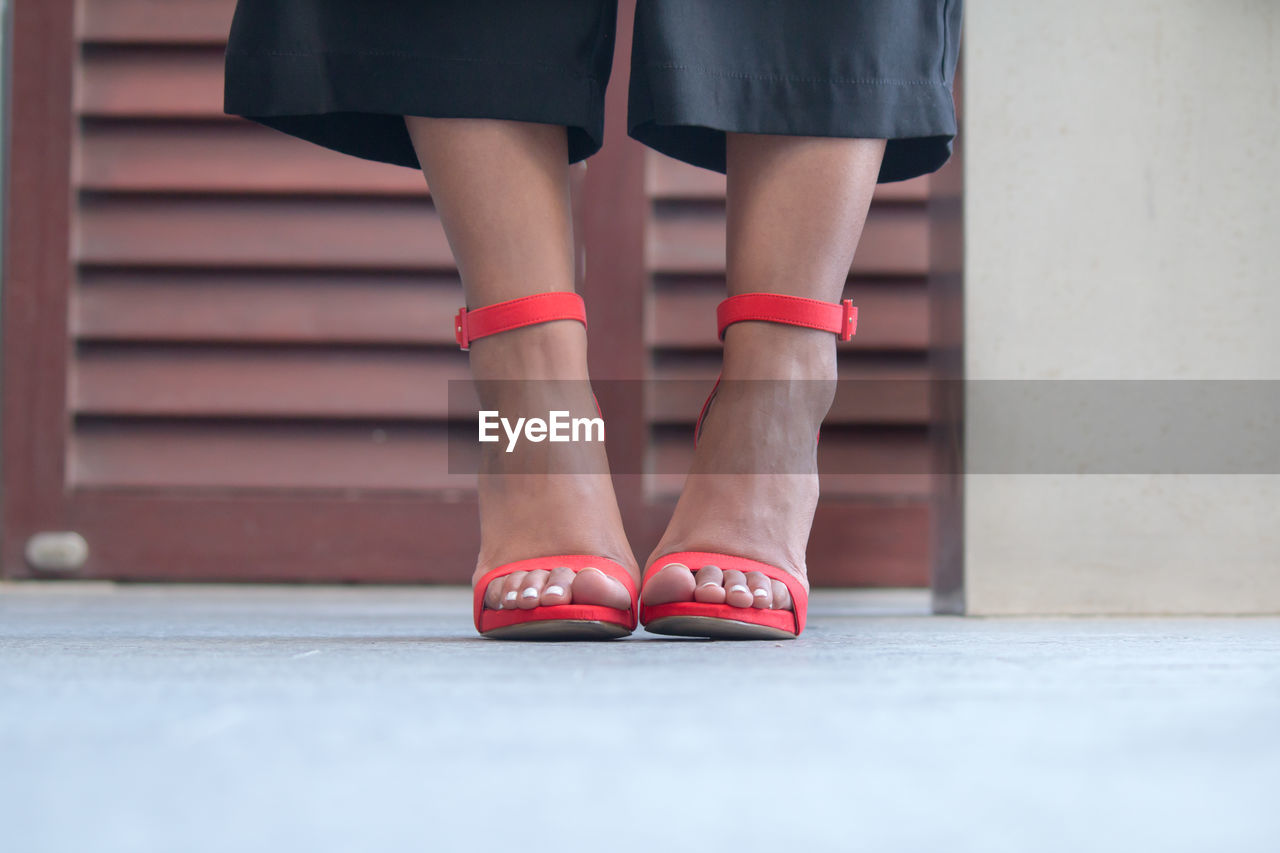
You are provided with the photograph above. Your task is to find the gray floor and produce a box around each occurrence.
[1,584,1277,853]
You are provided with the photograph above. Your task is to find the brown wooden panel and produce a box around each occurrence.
[72,419,479,490]
[79,120,427,195]
[807,502,930,586]
[78,45,228,118]
[648,360,933,425]
[55,489,926,587]
[648,204,928,276]
[76,196,453,269]
[872,180,932,204]
[648,430,933,499]
[647,152,932,203]
[650,278,929,350]
[74,271,460,345]
[58,491,483,584]
[73,346,472,419]
[79,0,235,45]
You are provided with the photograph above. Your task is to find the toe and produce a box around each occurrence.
[771,579,793,611]
[746,571,772,609]
[501,571,528,611]
[483,577,507,611]
[723,570,753,608]
[693,565,727,604]
[517,569,549,610]
[640,562,696,606]
[540,566,574,605]
[571,566,632,610]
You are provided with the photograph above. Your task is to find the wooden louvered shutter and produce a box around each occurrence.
[5,0,484,581]
[5,0,949,587]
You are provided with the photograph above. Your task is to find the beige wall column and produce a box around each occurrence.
[957,0,1280,614]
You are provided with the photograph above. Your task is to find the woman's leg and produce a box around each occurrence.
[404,117,635,610]
[643,133,886,608]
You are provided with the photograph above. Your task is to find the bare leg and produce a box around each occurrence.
[404,117,635,611]
[643,133,886,609]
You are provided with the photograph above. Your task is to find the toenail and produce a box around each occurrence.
[753,588,768,598]
[545,585,565,597]
[504,591,518,603]
[521,587,538,599]
[729,584,749,594]
[662,563,688,572]
[697,582,720,589]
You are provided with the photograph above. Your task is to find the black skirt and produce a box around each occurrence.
[224,1,962,183]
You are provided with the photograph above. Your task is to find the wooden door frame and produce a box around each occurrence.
[4,0,77,579]
[928,74,966,614]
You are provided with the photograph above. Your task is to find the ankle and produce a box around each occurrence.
[467,320,590,381]
[721,323,839,382]
[709,324,837,432]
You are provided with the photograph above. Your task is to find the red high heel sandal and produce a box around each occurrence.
[638,292,857,640]
[458,292,638,640]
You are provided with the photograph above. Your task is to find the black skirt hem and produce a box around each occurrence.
[627,64,958,183]
[223,51,607,168]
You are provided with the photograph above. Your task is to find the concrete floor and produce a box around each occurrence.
[1,584,1277,853]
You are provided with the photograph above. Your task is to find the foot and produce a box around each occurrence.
[468,320,638,613]
[642,321,837,612]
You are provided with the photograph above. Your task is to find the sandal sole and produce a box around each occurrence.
[644,614,796,641]
[482,619,631,641]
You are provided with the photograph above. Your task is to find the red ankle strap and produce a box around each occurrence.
[716,293,857,342]
[454,292,587,351]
